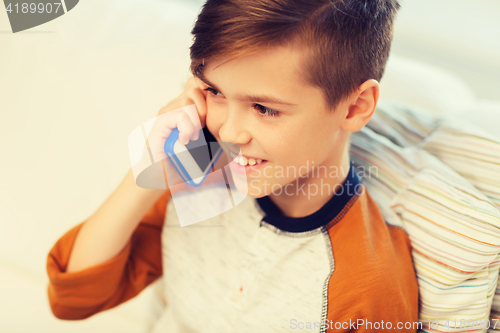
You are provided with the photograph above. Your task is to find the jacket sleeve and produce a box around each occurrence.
[46,189,171,320]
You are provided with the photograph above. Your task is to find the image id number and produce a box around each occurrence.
[6,2,62,14]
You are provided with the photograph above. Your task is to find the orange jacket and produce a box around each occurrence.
[46,190,170,319]
[47,186,419,331]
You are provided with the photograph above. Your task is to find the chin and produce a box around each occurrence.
[245,189,269,199]
[229,174,266,199]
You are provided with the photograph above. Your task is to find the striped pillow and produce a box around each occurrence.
[367,101,500,210]
[349,101,500,332]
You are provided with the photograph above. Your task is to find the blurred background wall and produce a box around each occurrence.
[390,0,500,101]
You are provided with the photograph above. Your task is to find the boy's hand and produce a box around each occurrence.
[146,76,209,188]
[162,76,208,128]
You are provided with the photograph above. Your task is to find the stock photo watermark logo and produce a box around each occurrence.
[3,0,79,33]
[128,105,249,228]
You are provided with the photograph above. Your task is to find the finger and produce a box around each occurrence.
[180,103,202,134]
[176,111,195,145]
[186,86,208,129]
[193,76,207,89]
[148,111,182,162]
[184,76,197,90]
[151,110,179,140]
[192,128,200,141]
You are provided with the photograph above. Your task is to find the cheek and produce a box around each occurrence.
[263,136,297,165]
[280,134,317,165]
[206,98,221,114]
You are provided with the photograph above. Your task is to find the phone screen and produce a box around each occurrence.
[185,127,221,172]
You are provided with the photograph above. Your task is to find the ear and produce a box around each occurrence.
[340,79,379,132]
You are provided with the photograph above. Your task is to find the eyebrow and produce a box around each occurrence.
[197,72,298,106]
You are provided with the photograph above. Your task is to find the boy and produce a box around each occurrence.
[47,0,419,332]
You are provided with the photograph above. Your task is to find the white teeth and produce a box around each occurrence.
[229,151,265,166]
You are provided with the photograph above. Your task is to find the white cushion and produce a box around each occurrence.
[380,54,476,116]
[452,100,500,142]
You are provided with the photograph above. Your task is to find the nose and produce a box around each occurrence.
[218,105,252,145]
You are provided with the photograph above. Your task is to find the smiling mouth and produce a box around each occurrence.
[219,142,267,166]
[228,151,267,166]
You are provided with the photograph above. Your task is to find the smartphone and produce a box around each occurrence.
[164,126,223,187]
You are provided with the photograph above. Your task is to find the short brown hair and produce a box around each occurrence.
[190,0,400,111]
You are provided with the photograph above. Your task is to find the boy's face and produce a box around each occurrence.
[196,46,351,198]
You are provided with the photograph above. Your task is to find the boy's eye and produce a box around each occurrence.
[204,87,280,118]
[253,104,280,118]
[203,87,224,98]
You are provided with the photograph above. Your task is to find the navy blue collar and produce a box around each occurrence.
[255,161,361,233]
